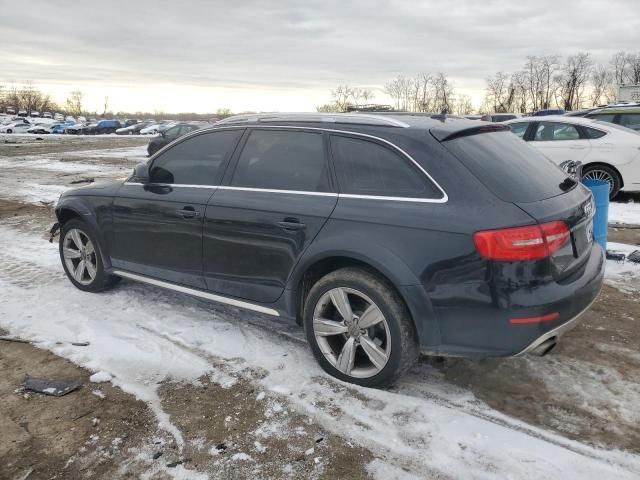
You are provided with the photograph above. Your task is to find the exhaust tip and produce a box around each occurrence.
[531,337,557,356]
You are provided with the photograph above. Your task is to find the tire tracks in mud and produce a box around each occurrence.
[135,319,640,476]
[0,251,64,288]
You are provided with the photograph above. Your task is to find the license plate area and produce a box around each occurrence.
[572,218,593,257]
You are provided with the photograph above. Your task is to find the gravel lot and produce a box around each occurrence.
[1,134,639,479]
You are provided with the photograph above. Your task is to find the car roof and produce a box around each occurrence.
[213,112,499,142]
[589,107,640,114]
[504,115,599,125]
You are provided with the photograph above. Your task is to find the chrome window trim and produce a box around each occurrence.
[127,125,449,203]
[123,181,216,189]
[217,186,337,197]
[112,270,280,316]
[122,182,440,202]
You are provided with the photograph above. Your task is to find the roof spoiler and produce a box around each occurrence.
[432,124,511,142]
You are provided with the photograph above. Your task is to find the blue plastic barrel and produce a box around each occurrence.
[581,179,609,250]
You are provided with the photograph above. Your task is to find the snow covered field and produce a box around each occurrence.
[1,136,640,479]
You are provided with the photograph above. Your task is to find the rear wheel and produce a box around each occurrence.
[582,164,621,199]
[303,267,418,388]
[59,219,119,292]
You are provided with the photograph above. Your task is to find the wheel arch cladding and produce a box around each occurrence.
[288,252,430,345]
[55,199,112,269]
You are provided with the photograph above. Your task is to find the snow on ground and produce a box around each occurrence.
[609,200,640,225]
[0,145,146,204]
[605,242,640,293]
[1,223,640,479]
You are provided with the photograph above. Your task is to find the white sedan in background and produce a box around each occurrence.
[0,122,32,134]
[504,115,640,198]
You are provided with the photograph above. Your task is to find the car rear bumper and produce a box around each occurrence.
[416,243,605,357]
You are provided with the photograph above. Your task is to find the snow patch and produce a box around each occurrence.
[605,242,640,293]
[90,371,113,383]
[609,200,640,225]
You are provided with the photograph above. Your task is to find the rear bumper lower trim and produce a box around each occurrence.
[514,292,600,357]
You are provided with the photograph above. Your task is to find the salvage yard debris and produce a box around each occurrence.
[24,375,82,397]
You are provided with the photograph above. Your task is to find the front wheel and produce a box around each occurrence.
[303,267,419,388]
[59,219,119,292]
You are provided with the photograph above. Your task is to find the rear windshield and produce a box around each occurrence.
[443,131,571,203]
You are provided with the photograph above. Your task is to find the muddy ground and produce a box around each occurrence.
[1,135,639,478]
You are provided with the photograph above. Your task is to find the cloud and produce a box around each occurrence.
[0,0,636,111]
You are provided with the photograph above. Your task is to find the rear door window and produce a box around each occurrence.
[149,130,242,185]
[533,122,581,141]
[619,113,640,130]
[584,127,607,139]
[231,129,330,192]
[329,135,442,199]
[443,131,570,203]
[589,113,616,123]
[508,122,529,138]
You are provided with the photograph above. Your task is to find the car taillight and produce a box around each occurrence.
[473,221,569,261]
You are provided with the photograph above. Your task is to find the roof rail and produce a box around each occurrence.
[215,112,409,128]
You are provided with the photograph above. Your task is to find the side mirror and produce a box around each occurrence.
[133,162,150,183]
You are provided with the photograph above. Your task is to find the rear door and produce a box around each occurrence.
[111,129,243,288]
[203,128,337,302]
[529,121,591,165]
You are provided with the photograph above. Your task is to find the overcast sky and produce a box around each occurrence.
[0,0,637,113]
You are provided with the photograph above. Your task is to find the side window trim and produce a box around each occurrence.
[328,133,447,203]
[134,125,447,203]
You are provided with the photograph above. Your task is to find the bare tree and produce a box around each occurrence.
[610,51,629,85]
[103,96,109,116]
[523,55,560,111]
[66,90,84,116]
[454,94,474,115]
[484,72,511,112]
[627,53,640,84]
[590,64,615,105]
[511,72,529,113]
[331,85,355,111]
[432,73,453,113]
[351,87,374,106]
[554,53,592,111]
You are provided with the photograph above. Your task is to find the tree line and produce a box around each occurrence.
[319,51,640,114]
[0,83,238,120]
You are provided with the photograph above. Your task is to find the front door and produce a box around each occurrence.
[111,129,244,288]
[529,121,591,165]
[203,128,337,303]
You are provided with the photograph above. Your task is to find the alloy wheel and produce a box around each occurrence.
[313,287,391,378]
[583,169,614,192]
[62,228,97,286]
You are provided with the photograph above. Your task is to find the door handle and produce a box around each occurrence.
[276,218,306,231]
[177,207,200,219]
[570,145,587,149]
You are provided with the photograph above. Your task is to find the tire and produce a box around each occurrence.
[7,129,12,134]
[582,164,622,199]
[59,219,119,292]
[303,267,419,388]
